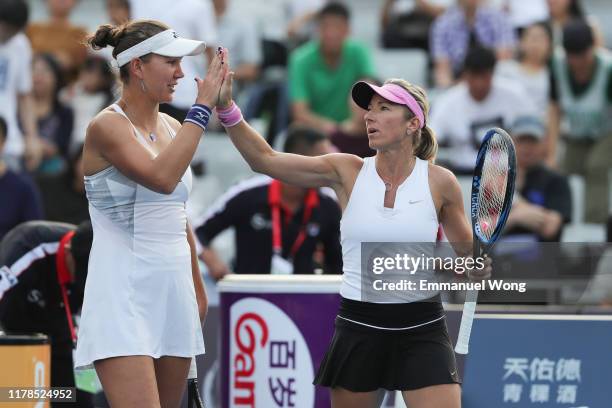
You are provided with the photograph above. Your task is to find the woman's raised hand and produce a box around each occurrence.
[217,47,234,109]
[194,47,228,107]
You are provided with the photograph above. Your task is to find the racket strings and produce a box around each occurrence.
[476,133,512,241]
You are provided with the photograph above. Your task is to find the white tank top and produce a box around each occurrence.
[340,157,439,302]
[84,104,193,265]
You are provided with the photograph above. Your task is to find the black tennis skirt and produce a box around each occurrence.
[313,297,460,392]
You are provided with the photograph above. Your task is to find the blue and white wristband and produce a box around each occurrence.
[183,104,212,131]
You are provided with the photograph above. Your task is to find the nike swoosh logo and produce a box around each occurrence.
[408,200,423,204]
[450,370,457,376]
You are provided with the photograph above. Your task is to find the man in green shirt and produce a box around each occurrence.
[289,2,376,135]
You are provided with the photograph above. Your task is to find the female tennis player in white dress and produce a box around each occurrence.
[75,20,226,407]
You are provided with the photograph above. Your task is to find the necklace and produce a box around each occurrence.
[117,100,157,143]
[378,156,416,193]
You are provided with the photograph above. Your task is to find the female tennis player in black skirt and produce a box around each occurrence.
[214,49,490,407]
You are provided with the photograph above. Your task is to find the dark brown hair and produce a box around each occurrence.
[87,19,169,83]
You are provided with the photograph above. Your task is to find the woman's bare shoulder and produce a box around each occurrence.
[428,162,462,195]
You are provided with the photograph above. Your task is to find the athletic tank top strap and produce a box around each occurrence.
[110,103,151,149]
[159,113,177,139]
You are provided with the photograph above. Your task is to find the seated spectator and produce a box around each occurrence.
[106,0,130,25]
[212,0,262,93]
[32,53,74,174]
[0,116,43,241]
[195,126,342,278]
[381,0,451,50]
[26,0,88,83]
[0,0,42,172]
[546,0,604,47]
[35,145,88,225]
[92,0,131,64]
[495,0,549,32]
[286,0,327,46]
[69,56,115,151]
[329,78,379,158]
[504,116,571,242]
[430,46,533,173]
[430,0,516,88]
[495,22,552,120]
[547,20,612,223]
[130,0,217,121]
[289,2,375,136]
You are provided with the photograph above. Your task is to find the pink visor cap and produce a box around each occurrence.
[351,81,425,129]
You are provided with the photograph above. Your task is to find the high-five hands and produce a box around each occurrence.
[194,47,228,107]
[216,47,234,109]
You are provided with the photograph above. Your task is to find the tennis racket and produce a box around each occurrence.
[454,128,517,355]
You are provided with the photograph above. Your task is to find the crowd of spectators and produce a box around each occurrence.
[1,0,611,278]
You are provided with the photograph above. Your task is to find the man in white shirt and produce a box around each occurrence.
[130,0,218,120]
[0,0,41,171]
[430,46,534,173]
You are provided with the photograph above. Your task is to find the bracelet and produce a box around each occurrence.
[216,101,243,128]
[184,104,212,131]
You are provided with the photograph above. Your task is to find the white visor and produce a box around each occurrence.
[115,29,206,67]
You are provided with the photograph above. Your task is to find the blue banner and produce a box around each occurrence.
[462,316,612,408]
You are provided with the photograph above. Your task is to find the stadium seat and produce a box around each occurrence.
[561,223,606,242]
[373,48,429,88]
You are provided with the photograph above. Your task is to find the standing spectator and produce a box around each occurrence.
[212,0,262,94]
[547,20,612,223]
[35,145,88,226]
[32,53,74,174]
[26,0,89,83]
[430,46,533,173]
[195,126,342,278]
[504,116,572,242]
[381,0,452,50]
[0,116,43,241]
[495,22,553,120]
[0,0,42,172]
[546,0,604,47]
[70,56,115,151]
[430,0,516,88]
[130,0,217,121]
[289,2,375,136]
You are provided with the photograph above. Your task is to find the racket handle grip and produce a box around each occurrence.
[455,289,479,355]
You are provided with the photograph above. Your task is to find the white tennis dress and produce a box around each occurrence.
[74,104,205,369]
